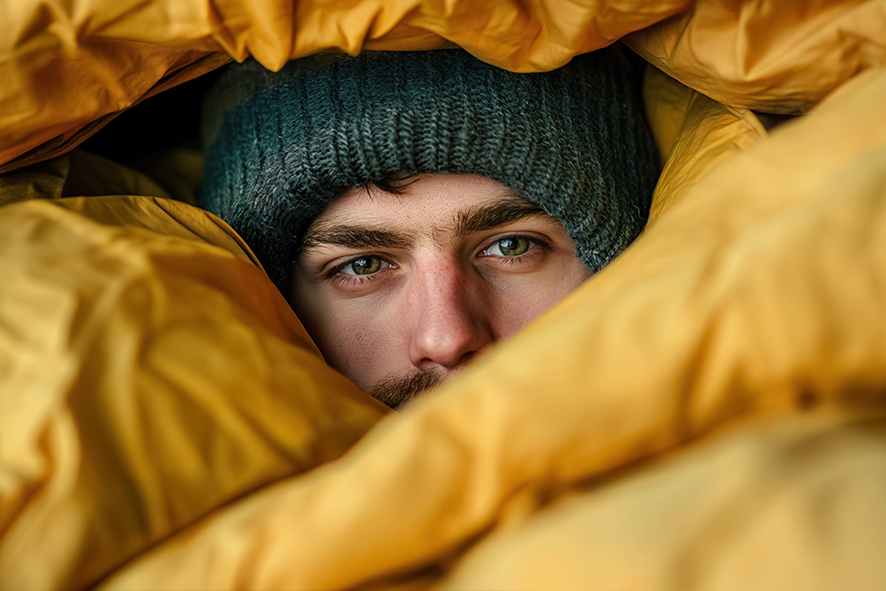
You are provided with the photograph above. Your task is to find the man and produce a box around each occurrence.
[200,48,659,408]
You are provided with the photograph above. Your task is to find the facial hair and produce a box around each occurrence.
[370,370,446,410]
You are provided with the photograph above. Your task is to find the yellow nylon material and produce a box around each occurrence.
[4,0,884,172]
[0,196,388,590]
[626,0,886,114]
[439,410,886,590]
[642,65,768,225]
[93,66,886,591]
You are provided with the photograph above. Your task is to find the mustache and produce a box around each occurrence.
[370,370,446,410]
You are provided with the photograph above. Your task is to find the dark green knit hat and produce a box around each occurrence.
[201,48,659,289]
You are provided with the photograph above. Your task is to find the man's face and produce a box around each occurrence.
[288,174,592,409]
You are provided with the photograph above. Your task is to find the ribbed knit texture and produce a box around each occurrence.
[201,49,659,290]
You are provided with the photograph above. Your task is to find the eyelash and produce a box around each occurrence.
[481,234,550,265]
[326,253,397,284]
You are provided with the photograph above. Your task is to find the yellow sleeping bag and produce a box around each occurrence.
[1,1,885,589]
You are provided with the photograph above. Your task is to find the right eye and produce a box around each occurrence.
[340,255,393,275]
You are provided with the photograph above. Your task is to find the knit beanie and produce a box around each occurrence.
[201,48,659,290]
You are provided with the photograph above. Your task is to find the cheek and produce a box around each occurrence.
[489,290,556,337]
[489,263,591,337]
[303,302,406,392]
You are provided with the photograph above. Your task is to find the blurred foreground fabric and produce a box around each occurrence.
[1,1,886,589]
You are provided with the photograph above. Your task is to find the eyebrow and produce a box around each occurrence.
[300,225,415,251]
[299,189,548,254]
[453,190,547,238]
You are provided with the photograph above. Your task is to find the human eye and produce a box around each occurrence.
[480,235,548,258]
[328,254,396,278]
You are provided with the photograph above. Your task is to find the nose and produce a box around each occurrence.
[407,261,493,371]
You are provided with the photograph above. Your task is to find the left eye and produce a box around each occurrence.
[483,237,532,257]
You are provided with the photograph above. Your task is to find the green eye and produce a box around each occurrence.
[349,256,383,275]
[496,237,531,256]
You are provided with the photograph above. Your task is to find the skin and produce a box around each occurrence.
[288,173,592,409]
